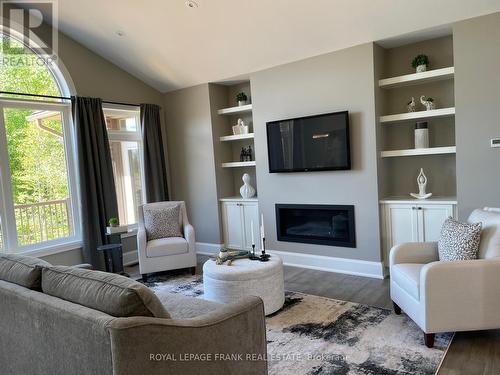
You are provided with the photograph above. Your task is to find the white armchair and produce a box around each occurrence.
[137,201,196,281]
[390,208,500,347]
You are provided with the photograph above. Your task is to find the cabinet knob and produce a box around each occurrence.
[417,207,423,210]
[412,206,416,210]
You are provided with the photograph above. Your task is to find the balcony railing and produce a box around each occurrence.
[14,198,72,246]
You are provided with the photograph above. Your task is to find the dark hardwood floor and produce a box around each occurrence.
[126,255,500,375]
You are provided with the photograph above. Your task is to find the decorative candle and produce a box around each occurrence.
[251,221,255,245]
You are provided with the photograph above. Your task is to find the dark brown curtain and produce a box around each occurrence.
[71,96,118,270]
[140,104,169,202]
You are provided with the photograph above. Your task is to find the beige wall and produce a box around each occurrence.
[454,12,500,218]
[164,84,222,244]
[250,43,382,262]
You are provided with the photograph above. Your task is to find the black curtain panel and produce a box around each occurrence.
[140,103,169,203]
[71,96,118,270]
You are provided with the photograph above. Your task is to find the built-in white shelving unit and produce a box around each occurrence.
[219,133,254,142]
[221,161,256,168]
[378,67,454,89]
[381,146,456,158]
[217,104,252,115]
[380,107,455,124]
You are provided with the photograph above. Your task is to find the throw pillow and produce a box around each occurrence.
[438,217,482,261]
[42,266,171,318]
[0,254,51,290]
[143,204,182,241]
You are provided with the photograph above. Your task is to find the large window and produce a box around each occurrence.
[0,33,79,253]
[104,107,145,226]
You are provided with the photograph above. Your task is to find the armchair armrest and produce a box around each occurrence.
[390,242,439,267]
[137,225,147,257]
[420,258,500,332]
[107,296,267,375]
[184,223,195,248]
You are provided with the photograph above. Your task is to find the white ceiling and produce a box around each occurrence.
[53,0,500,92]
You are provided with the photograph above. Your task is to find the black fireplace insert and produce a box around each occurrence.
[275,204,356,248]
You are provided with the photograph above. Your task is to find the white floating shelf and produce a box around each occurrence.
[221,161,256,168]
[379,67,454,89]
[217,104,252,115]
[381,146,456,158]
[219,133,254,142]
[380,107,455,124]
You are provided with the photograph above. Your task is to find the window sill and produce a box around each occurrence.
[17,240,83,258]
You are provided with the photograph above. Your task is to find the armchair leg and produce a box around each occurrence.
[424,333,435,348]
[190,266,196,275]
[393,302,402,315]
[142,274,148,282]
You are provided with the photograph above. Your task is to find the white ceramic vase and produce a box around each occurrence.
[238,100,247,106]
[239,173,256,199]
[416,64,427,73]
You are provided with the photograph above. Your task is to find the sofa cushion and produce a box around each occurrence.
[146,237,188,258]
[0,254,51,290]
[391,263,424,300]
[156,292,223,319]
[468,209,500,259]
[42,266,170,318]
[143,204,182,241]
[438,217,482,261]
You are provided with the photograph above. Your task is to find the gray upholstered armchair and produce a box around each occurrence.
[137,201,196,280]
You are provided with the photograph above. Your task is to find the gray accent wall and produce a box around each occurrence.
[250,43,382,262]
[454,12,500,218]
[164,84,222,244]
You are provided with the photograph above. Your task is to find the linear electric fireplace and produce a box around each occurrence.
[276,204,355,248]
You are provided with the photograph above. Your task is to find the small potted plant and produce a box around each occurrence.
[412,54,429,73]
[108,217,119,227]
[236,92,248,106]
[420,95,436,111]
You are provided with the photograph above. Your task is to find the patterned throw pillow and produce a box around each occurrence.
[143,205,182,241]
[438,217,482,261]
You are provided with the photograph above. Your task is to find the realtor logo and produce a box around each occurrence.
[1,0,58,57]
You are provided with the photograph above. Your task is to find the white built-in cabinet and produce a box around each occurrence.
[380,198,457,265]
[220,198,260,251]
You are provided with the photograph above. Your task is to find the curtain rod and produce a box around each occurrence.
[0,91,141,107]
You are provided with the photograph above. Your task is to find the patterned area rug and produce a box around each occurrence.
[141,273,452,375]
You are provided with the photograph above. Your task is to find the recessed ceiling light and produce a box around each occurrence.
[185,1,198,8]
[115,30,125,37]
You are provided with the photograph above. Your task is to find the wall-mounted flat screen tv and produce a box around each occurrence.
[266,111,351,173]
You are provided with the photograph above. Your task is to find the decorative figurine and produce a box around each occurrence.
[420,95,436,111]
[410,168,433,199]
[240,173,256,199]
[407,97,416,113]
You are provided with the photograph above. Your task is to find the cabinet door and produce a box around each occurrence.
[383,204,418,263]
[241,203,260,250]
[222,202,244,250]
[418,204,454,242]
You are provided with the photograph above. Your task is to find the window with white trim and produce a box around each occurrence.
[103,106,145,226]
[0,32,80,254]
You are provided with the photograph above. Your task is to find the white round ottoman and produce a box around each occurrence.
[203,256,285,315]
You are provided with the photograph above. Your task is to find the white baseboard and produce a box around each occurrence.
[195,243,384,279]
[123,250,138,266]
[196,242,222,255]
[269,249,385,279]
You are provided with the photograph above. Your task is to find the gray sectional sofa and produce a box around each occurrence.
[0,254,267,375]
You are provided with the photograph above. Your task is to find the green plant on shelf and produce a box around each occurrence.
[411,54,429,69]
[236,92,247,102]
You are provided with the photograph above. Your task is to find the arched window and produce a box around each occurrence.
[0,31,80,254]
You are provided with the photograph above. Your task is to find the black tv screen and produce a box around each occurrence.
[266,111,351,173]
